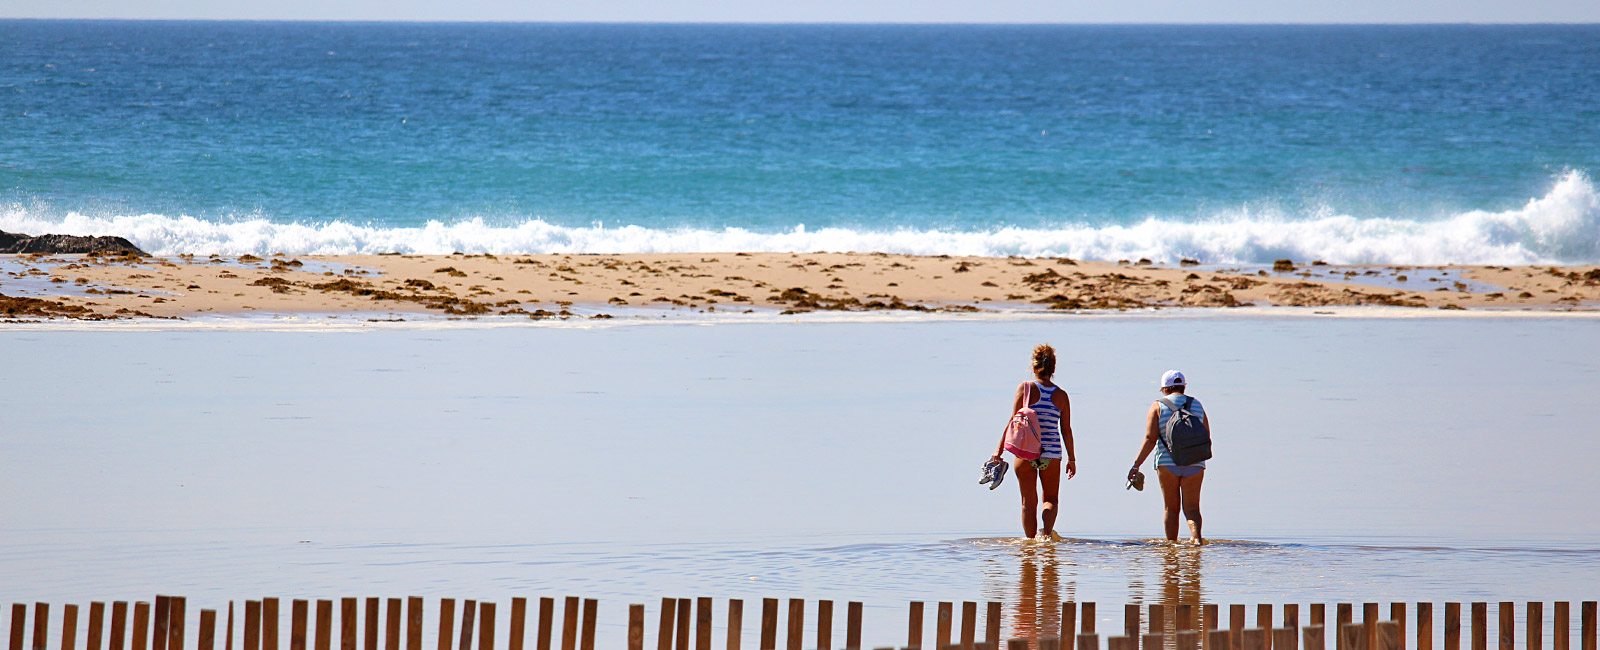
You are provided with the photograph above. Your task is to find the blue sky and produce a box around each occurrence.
[4,0,1598,22]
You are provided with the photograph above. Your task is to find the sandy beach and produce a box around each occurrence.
[3,251,1598,321]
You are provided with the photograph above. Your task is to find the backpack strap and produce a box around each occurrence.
[1021,381,1039,406]
[1157,397,1178,414]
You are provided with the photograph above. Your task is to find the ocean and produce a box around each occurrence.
[1,21,1598,263]
[3,317,1599,646]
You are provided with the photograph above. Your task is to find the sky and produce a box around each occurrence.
[4,0,1599,23]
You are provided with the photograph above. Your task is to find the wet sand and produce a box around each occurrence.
[3,251,1598,321]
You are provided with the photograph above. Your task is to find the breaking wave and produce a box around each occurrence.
[3,171,1597,265]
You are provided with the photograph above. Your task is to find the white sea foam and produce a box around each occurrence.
[4,171,1598,265]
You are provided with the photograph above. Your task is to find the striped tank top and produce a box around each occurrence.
[1154,394,1206,468]
[1029,381,1064,460]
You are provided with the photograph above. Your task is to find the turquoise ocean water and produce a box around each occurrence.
[1,22,1598,262]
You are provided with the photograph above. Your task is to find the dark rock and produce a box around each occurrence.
[0,230,145,255]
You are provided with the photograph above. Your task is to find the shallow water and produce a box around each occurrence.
[2,316,1598,647]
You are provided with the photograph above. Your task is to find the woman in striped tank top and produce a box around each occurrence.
[989,344,1077,541]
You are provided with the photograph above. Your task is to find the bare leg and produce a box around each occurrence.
[1178,470,1205,543]
[1013,457,1040,539]
[1157,466,1182,542]
[1038,459,1062,537]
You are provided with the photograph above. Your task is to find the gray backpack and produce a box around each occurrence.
[1157,396,1213,466]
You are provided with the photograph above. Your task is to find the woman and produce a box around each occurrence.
[1127,370,1207,544]
[990,344,1077,540]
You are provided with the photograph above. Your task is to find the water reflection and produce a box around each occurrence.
[980,539,1211,641]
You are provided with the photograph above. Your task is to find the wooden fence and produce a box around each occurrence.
[6,599,1597,650]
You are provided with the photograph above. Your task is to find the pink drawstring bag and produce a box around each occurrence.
[1003,382,1043,460]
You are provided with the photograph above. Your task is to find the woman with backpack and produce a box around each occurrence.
[986,344,1077,541]
[1127,370,1211,545]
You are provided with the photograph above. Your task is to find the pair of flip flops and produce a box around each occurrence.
[978,459,1009,489]
[1126,469,1146,492]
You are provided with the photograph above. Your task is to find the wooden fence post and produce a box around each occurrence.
[260,600,277,650]
[131,606,149,650]
[846,603,861,650]
[1469,604,1485,650]
[1077,634,1099,650]
[1285,607,1300,632]
[1178,631,1198,650]
[64,605,80,650]
[579,600,594,650]
[1579,603,1595,650]
[1554,604,1569,650]
[85,605,104,650]
[198,612,216,650]
[314,602,331,650]
[1377,623,1400,650]
[508,600,525,650]
[1337,625,1359,650]
[112,604,129,650]
[817,601,833,650]
[1273,629,1297,650]
[535,600,551,650]
[934,604,951,650]
[1061,603,1077,650]
[245,604,260,650]
[172,599,188,650]
[657,600,676,650]
[289,601,307,650]
[1443,605,1459,650]
[1555,601,1568,650]
[1530,603,1544,650]
[32,603,48,650]
[458,602,476,650]
[674,600,689,650]
[383,600,403,650]
[1143,635,1164,650]
[338,601,356,650]
[1301,623,1320,650]
[729,601,745,650]
[1303,627,1324,650]
[627,606,643,650]
[1242,629,1264,650]
[1208,631,1230,650]
[756,601,773,650]
[154,597,172,650]
[227,604,234,650]
[784,601,802,650]
[402,600,419,650]
[483,603,499,650]
[1257,607,1272,650]
[434,600,454,650]
[1124,607,1140,648]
